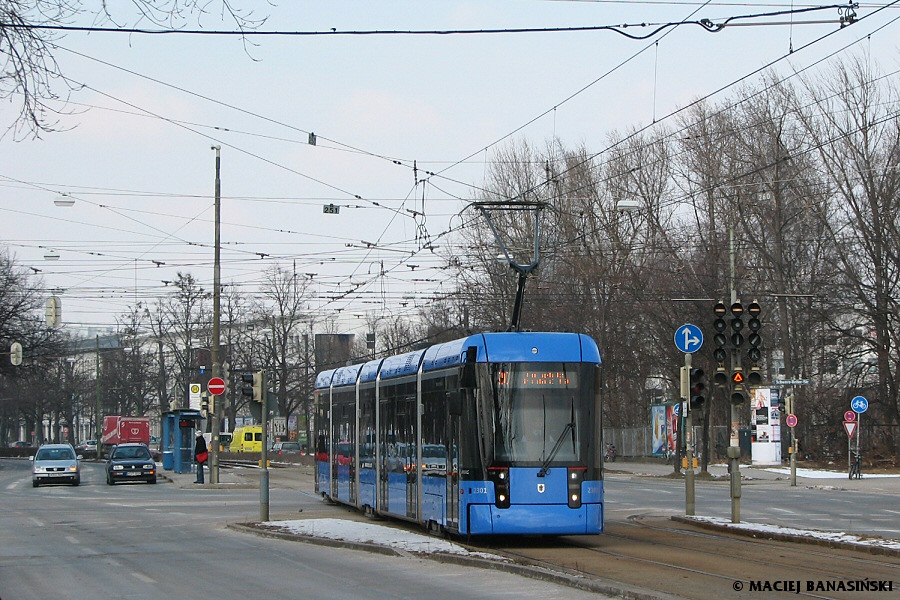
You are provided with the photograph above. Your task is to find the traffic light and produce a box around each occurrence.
[747,300,762,386]
[241,371,263,402]
[201,394,210,417]
[713,301,728,386]
[730,301,744,348]
[730,367,747,404]
[689,368,705,410]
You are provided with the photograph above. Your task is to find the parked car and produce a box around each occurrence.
[106,443,156,485]
[272,441,301,455]
[9,441,32,449]
[31,444,81,487]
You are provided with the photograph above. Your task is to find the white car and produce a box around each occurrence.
[32,444,81,487]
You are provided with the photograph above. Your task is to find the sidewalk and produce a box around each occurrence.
[606,458,900,492]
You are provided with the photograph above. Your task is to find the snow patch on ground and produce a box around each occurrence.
[260,518,506,560]
[688,516,900,550]
[763,467,900,479]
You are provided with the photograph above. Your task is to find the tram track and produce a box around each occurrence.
[469,515,900,600]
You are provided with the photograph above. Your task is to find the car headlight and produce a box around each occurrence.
[68,465,78,472]
[143,464,153,470]
[112,465,124,471]
[33,466,46,473]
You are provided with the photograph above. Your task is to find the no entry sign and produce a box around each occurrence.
[208,377,226,396]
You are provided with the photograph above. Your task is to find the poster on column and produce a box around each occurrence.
[751,388,782,465]
[651,405,667,456]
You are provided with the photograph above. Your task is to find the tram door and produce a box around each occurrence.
[447,389,462,530]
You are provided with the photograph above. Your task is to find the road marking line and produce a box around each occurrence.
[66,536,80,545]
[132,572,155,583]
[29,517,44,527]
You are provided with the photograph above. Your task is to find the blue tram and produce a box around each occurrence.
[314,331,603,536]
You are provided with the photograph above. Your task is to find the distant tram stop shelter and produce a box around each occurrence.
[161,409,204,474]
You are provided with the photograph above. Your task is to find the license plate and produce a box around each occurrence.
[126,472,141,476]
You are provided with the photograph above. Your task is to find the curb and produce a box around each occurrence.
[671,516,900,558]
[228,522,673,600]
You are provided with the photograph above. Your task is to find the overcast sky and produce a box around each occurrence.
[2,2,898,337]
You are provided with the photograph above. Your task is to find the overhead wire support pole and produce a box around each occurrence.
[211,145,222,484]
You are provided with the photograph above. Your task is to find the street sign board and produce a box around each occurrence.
[772,379,810,386]
[844,410,856,422]
[674,323,703,354]
[208,377,226,396]
[850,396,868,413]
[786,414,798,428]
[843,421,857,438]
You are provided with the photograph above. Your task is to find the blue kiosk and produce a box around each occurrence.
[161,409,204,474]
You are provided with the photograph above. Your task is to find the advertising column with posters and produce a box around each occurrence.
[751,388,782,465]
[651,404,679,457]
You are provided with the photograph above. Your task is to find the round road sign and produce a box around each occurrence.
[786,414,798,428]
[208,377,226,396]
[844,410,856,422]
[850,395,869,413]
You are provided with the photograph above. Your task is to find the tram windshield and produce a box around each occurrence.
[487,361,588,466]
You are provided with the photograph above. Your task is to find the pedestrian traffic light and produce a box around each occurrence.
[201,395,209,416]
[689,368,705,410]
[241,371,263,402]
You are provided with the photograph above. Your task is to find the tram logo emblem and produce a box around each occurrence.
[537,484,545,494]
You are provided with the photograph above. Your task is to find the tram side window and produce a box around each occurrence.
[421,375,449,477]
[315,392,329,461]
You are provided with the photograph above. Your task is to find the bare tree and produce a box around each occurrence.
[1,1,267,138]
[252,266,313,424]
[795,55,900,454]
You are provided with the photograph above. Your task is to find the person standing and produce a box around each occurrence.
[194,430,208,484]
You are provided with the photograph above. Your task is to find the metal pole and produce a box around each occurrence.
[729,228,741,523]
[684,354,695,516]
[210,146,222,484]
[787,388,796,487]
[95,335,101,455]
[260,371,270,522]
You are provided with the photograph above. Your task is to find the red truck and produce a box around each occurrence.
[101,416,151,457]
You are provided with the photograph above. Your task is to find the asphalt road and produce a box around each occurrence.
[0,458,609,600]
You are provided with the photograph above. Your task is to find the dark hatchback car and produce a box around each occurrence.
[106,443,157,485]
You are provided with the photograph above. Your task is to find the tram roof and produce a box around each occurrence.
[315,332,600,389]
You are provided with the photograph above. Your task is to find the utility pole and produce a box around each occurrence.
[210,146,222,484]
[95,334,101,454]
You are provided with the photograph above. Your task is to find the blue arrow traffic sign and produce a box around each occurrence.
[850,395,869,413]
[674,323,704,354]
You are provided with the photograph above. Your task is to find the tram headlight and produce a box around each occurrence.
[567,467,585,509]
[488,467,511,509]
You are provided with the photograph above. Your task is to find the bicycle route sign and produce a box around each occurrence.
[674,323,703,354]
[850,396,869,413]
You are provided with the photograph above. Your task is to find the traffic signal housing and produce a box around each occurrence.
[241,371,263,402]
[730,367,747,405]
[747,300,763,386]
[689,368,705,411]
[712,301,728,387]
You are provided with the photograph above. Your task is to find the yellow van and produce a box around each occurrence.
[230,426,262,453]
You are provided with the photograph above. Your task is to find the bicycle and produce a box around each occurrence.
[849,452,862,480]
